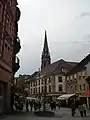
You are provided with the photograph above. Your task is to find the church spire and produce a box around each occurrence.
[41,31,51,70]
[44,30,48,48]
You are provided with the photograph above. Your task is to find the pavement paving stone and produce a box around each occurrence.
[0,108,90,120]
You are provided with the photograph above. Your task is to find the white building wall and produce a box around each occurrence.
[55,75,66,92]
[86,61,90,77]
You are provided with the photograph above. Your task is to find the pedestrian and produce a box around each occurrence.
[83,103,87,116]
[71,102,76,116]
[26,100,29,112]
[29,100,33,112]
[58,101,61,110]
[78,104,84,117]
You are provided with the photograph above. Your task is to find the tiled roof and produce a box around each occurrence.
[31,71,39,77]
[41,59,77,74]
[66,53,90,75]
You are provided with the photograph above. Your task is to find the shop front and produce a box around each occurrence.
[79,91,90,109]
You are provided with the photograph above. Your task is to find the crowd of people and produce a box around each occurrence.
[71,101,87,117]
[14,95,88,118]
[25,100,61,112]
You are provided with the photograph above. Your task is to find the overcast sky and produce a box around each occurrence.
[17,0,90,76]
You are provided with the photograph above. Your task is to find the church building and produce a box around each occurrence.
[29,31,77,100]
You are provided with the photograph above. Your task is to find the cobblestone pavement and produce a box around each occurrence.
[0,108,90,120]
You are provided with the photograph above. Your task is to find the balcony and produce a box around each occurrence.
[14,37,21,54]
[13,56,20,74]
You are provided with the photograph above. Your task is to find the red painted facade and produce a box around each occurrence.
[0,0,19,114]
[0,0,17,83]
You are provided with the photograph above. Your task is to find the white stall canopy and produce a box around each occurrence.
[57,94,75,100]
[26,97,37,100]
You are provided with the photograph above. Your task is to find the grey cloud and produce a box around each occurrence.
[80,12,90,17]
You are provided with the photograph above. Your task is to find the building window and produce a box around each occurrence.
[36,88,37,93]
[33,82,35,86]
[49,86,51,92]
[61,68,66,73]
[31,89,32,94]
[31,82,32,87]
[79,85,82,91]
[33,88,35,94]
[42,86,43,93]
[45,86,47,93]
[79,76,81,80]
[89,84,90,91]
[41,79,43,84]
[71,86,72,91]
[45,79,47,84]
[49,77,51,83]
[83,76,85,79]
[58,76,62,82]
[83,84,85,91]
[36,81,37,86]
[0,3,3,22]
[58,85,62,92]
[39,80,40,85]
[39,87,40,93]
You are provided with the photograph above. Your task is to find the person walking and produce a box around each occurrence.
[58,101,61,110]
[26,100,29,112]
[78,104,84,117]
[71,102,76,116]
[29,100,33,112]
[83,103,87,116]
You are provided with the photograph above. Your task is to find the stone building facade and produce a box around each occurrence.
[29,31,77,100]
[66,54,90,94]
[0,0,21,114]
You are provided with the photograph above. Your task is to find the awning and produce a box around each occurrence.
[57,94,75,100]
[46,93,61,97]
[26,97,37,100]
[79,91,90,97]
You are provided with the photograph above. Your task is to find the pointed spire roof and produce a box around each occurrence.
[44,30,48,48]
[42,30,50,55]
[41,30,51,69]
